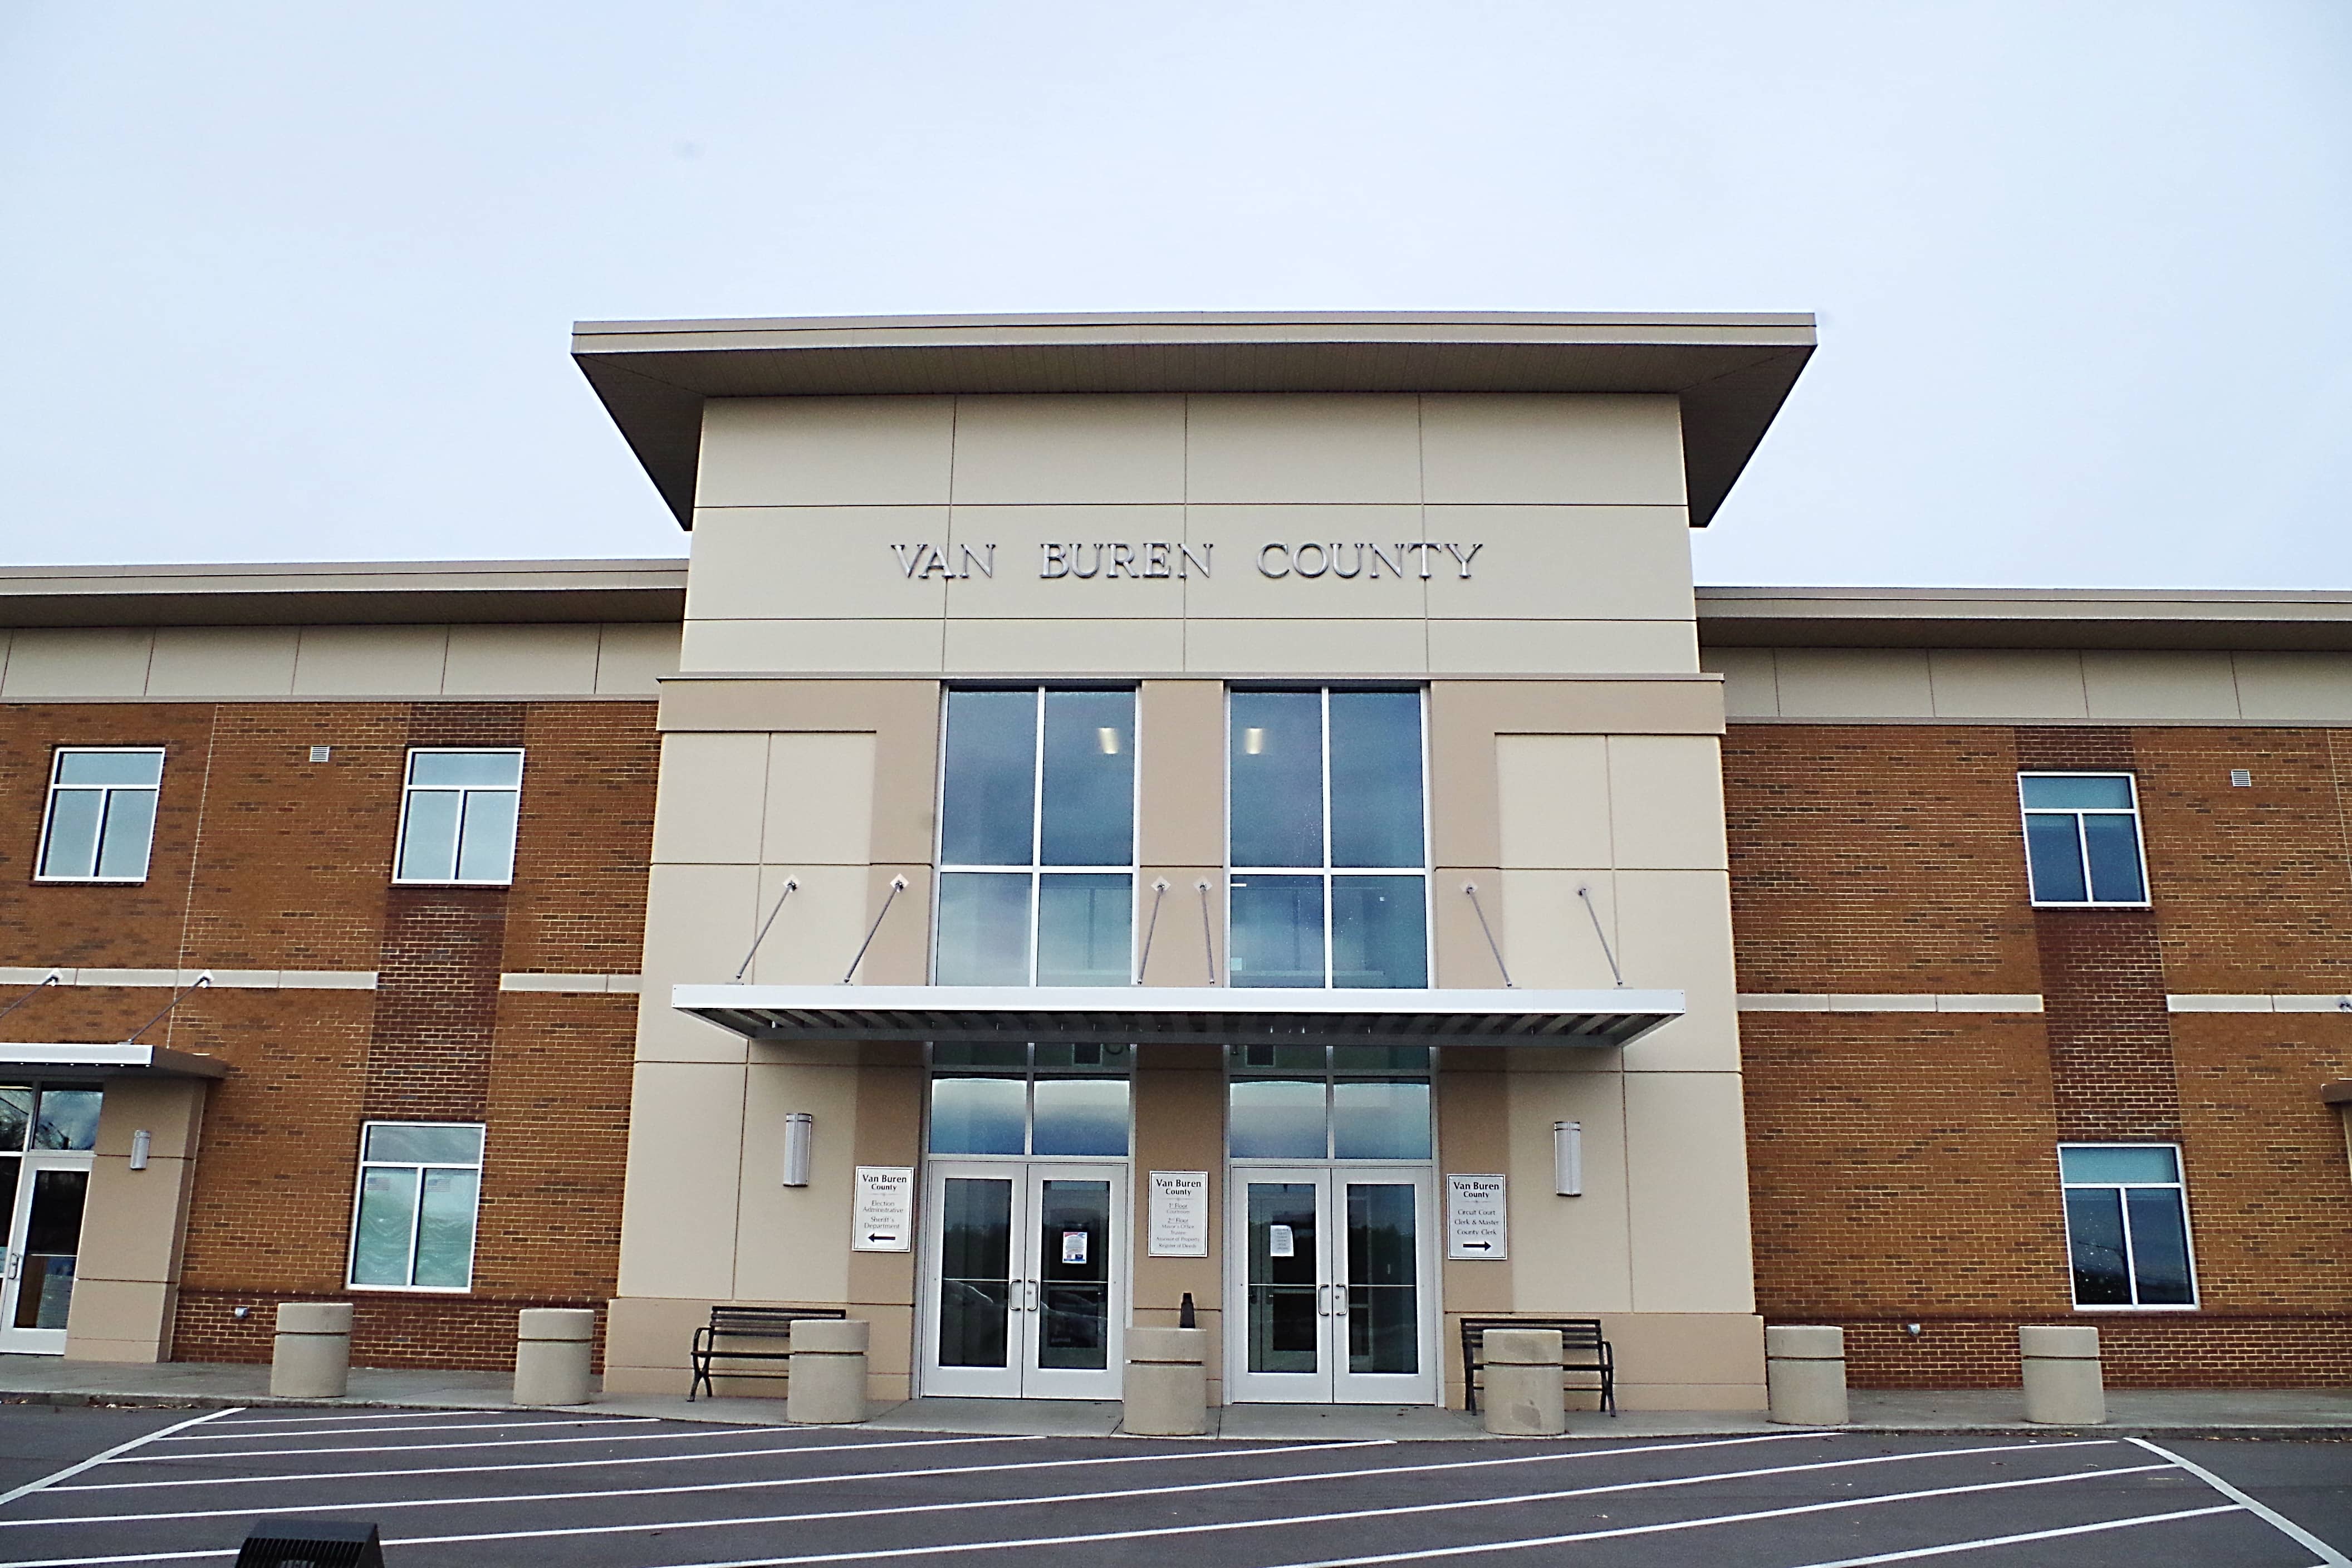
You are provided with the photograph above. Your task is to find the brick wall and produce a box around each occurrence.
[0,697,656,1369]
[1731,722,2352,1388]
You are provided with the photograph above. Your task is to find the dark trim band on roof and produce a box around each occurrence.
[672,983,1685,1049]
[570,311,1816,531]
[0,1044,228,1079]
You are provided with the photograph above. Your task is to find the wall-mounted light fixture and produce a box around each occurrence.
[129,1129,153,1171]
[782,1113,814,1188]
[1553,1120,1582,1197]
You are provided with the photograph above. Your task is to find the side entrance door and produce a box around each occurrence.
[919,1160,1125,1399]
[1226,1166,1437,1404]
[0,1150,95,1354]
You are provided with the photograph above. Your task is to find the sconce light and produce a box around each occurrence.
[782,1113,814,1188]
[129,1129,153,1171]
[1553,1120,1582,1197]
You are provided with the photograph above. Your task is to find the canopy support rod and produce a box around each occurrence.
[1461,883,1515,988]
[1134,878,1170,984]
[1197,880,1220,986]
[842,876,909,984]
[734,878,799,982]
[0,973,60,1028]
[1576,885,1624,987]
[125,974,211,1045]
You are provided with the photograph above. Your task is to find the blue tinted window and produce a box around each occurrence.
[2064,1189,2130,1305]
[1230,692,1323,868]
[1228,1079,1327,1159]
[2059,1145,2178,1184]
[2021,775,2133,810]
[935,873,1032,985]
[929,1077,1027,1155]
[1328,693,1422,868]
[1036,874,1131,987]
[1031,1077,1129,1156]
[1231,875,1324,988]
[1040,692,1133,867]
[2081,814,2145,903]
[2023,814,2088,903]
[1332,1080,1432,1159]
[940,690,1037,867]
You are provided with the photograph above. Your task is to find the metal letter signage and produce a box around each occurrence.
[1445,1173,1508,1260]
[1147,1170,1209,1257]
[851,1165,914,1252]
[891,540,1483,583]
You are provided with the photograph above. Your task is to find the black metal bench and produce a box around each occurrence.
[688,1305,848,1400]
[1460,1316,1616,1416]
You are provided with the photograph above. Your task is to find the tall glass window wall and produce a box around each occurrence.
[935,688,1135,987]
[1228,689,1428,988]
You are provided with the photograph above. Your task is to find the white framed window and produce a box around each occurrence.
[2019,772,2148,906]
[933,688,1136,987]
[2059,1144,2197,1309]
[1228,688,1430,989]
[394,749,523,886]
[926,1042,1134,1157]
[347,1122,484,1291]
[36,748,164,883]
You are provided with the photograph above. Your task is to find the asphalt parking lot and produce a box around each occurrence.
[0,1405,2339,1568]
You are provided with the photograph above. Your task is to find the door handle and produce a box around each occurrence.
[1317,1283,1331,1316]
[1024,1280,1038,1312]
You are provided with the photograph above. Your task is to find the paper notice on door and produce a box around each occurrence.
[1268,1223,1295,1258]
[1148,1170,1209,1257]
[1062,1230,1088,1266]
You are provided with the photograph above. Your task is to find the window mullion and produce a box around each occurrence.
[1321,689,1335,988]
[404,1165,426,1288]
[2072,811,2094,905]
[2115,1183,2142,1307]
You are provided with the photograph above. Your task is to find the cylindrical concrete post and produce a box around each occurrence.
[1481,1327,1567,1436]
[2020,1324,2105,1424]
[786,1317,869,1424]
[270,1302,352,1399]
[1765,1325,1849,1425]
[1124,1327,1209,1436]
[513,1308,597,1406]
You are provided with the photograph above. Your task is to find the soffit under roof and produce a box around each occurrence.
[570,311,1817,531]
[1697,587,2352,653]
[0,560,688,630]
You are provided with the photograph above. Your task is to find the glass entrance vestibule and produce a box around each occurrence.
[0,1083,102,1354]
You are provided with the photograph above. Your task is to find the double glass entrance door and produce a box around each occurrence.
[1228,1167,1435,1404]
[920,1162,1124,1399]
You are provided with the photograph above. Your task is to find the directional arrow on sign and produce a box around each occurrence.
[1461,1241,1493,1251]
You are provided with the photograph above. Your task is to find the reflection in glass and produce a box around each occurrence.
[1331,876,1427,987]
[1031,1078,1129,1157]
[2082,814,2145,902]
[1246,1182,1319,1374]
[940,690,1038,867]
[1037,874,1131,987]
[2059,1146,2178,1185]
[1033,1043,1129,1070]
[1346,1182,1418,1373]
[932,1042,1030,1069]
[1230,692,1322,868]
[1332,1081,1432,1160]
[1329,692,1423,868]
[398,791,462,881]
[410,752,522,788]
[1230,1044,1326,1072]
[1041,692,1134,866]
[364,1124,484,1164]
[38,792,105,878]
[31,1090,101,1152]
[455,791,518,883]
[1231,875,1324,988]
[350,1168,418,1287]
[2021,776,2134,810]
[0,1089,31,1153]
[57,751,164,787]
[15,1169,86,1330]
[93,791,158,880]
[929,1077,1027,1155]
[938,1178,1014,1368]
[2023,814,2088,903]
[2125,1189,2194,1304]
[1330,1046,1429,1072]
[935,873,1032,984]
[2064,1189,2130,1305]
[1037,1179,1111,1369]
[414,1170,479,1288]
[1228,1079,1326,1159]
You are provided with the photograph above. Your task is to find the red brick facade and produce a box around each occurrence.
[0,698,655,1370]
[1730,723,2352,1387]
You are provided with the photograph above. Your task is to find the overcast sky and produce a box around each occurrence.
[3,3,2346,589]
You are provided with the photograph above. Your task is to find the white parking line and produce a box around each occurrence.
[52,1433,1040,1493]
[0,1410,241,1512]
[154,1415,655,1443]
[1784,1505,2247,1567]
[205,1408,512,1426]
[0,1438,1383,1523]
[2129,1436,2352,1567]
[105,1422,892,1462]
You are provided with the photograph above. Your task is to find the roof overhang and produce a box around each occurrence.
[0,1044,228,1079]
[673,984,1684,1048]
[0,559,687,630]
[1697,587,2352,653]
[571,311,1815,530]
[2324,1079,2352,1107]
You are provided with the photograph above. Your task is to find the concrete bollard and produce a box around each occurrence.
[1123,1327,1209,1436]
[1765,1325,1849,1425]
[2020,1324,2105,1424]
[513,1308,597,1406]
[1481,1327,1567,1436]
[270,1302,353,1399]
[786,1317,869,1424]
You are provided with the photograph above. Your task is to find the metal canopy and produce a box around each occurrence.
[0,1043,228,1079]
[673,984,1684,1049]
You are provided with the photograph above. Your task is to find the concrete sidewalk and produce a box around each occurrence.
[1,1355,2345,1439]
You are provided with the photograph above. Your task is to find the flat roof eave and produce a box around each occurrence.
[571,310,1817,531]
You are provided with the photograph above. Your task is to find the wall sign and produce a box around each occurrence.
[851,1165,913,1252]
[1445,1173,1508,1260]
[1148,1170,1209,1257]
[886,540,1483,582]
